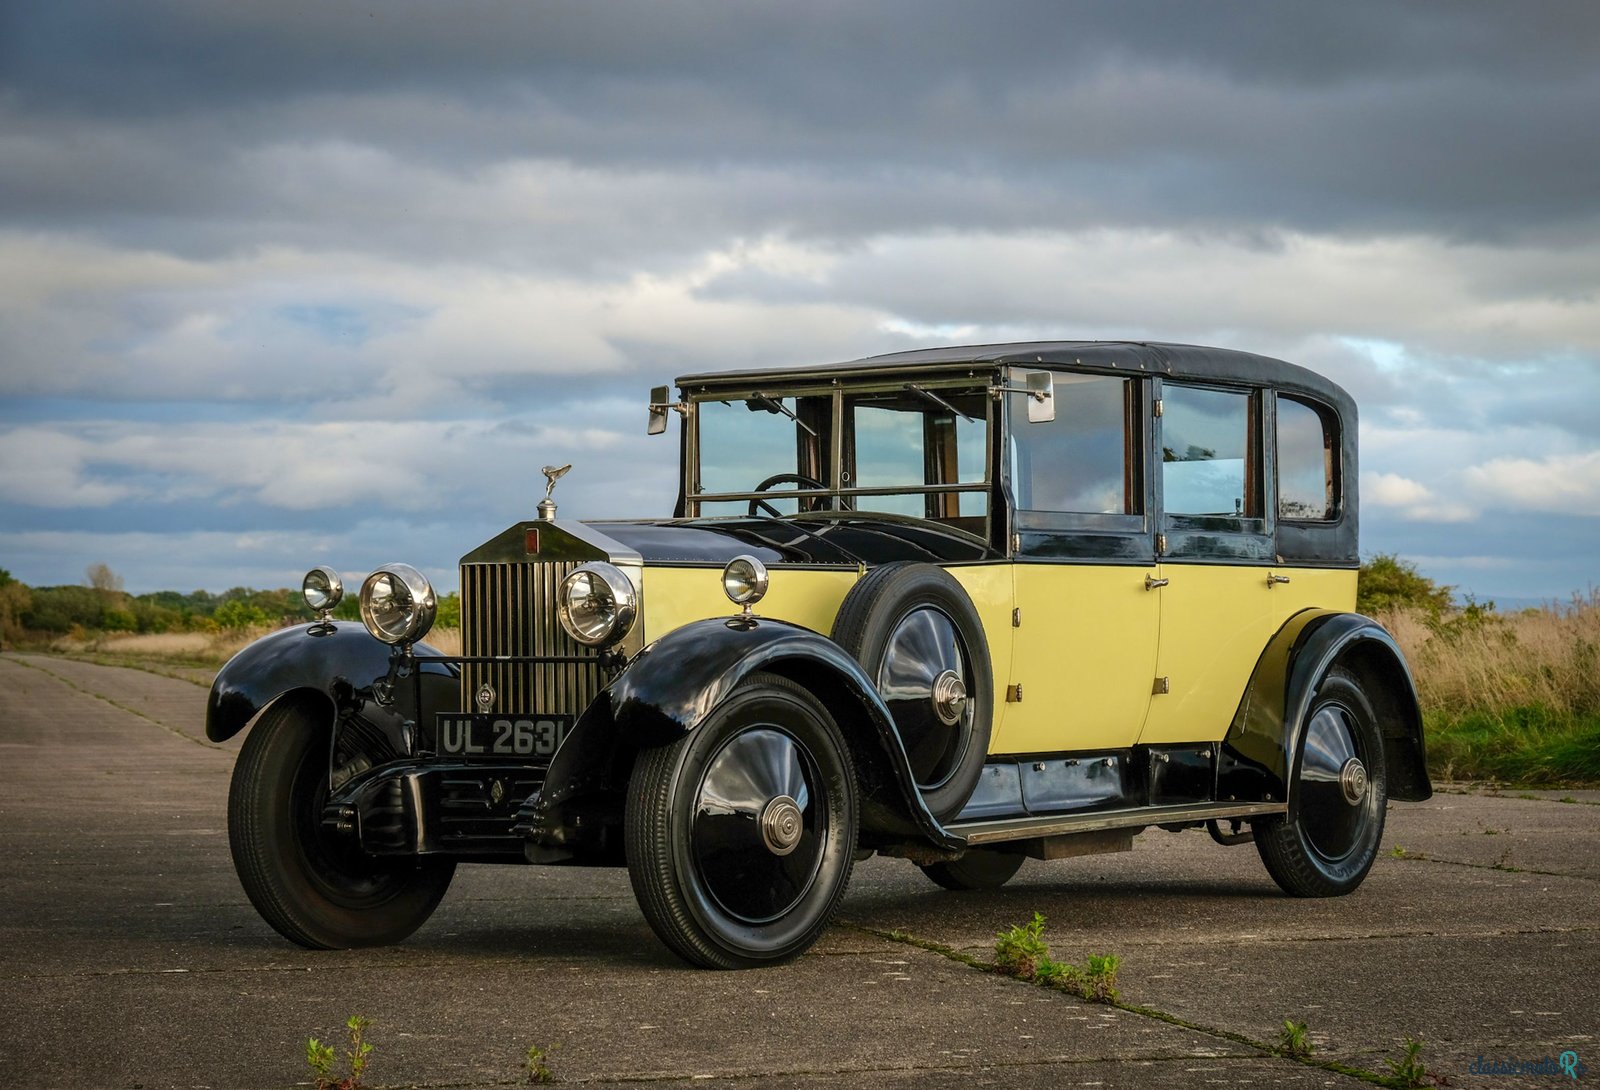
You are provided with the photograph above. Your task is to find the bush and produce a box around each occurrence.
[1357,554,1454,616]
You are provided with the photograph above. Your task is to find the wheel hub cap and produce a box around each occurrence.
[1339,756,1368,806]
[931,669,968,726]
[760,795,804,856]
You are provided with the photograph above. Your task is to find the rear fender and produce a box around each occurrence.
[205,621,460,756]
[1222,610,1432,815]
[534,616,960,850]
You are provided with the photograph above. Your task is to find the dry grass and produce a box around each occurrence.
[56,623,463,670]
[56,626,278,665]
[1381,591,1600,784]
[1382,592,1600,720]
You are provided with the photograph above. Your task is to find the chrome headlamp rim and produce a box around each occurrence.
[302,565,344,614]
[557,562,638,648]
[722,554,770,607]
[358,562,437,645]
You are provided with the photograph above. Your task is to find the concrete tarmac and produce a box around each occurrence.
[1,652,1594,1089]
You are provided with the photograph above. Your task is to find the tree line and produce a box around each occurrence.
[0,565,461,643]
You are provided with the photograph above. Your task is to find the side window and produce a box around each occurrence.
[1161,384,1260,518]
[847,392,987,519]
[1009,374,1140,516]
[1277,395,1339,521]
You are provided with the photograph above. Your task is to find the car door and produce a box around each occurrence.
[1138,379,1278,746]
[998,369,1160,755]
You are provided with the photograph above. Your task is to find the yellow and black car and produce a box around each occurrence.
[208,341,1430,969]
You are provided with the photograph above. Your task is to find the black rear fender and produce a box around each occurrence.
[1222,610,1431,815]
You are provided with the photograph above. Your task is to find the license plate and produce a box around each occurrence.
[433,714,571,759]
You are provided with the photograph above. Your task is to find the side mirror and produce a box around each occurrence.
[648,385,672,436]
[1025,371,1055,423]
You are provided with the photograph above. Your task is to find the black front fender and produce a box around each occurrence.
[536,616,959,851]
[205,621,459,748]
[1222,610,1431,813]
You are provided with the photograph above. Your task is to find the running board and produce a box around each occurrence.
[949,801,1287,846]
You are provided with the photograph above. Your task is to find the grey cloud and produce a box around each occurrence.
[4,3,1599,250]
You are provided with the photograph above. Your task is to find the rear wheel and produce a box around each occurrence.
[1254,669,1387,897]
[228,699,455,948]
[626,673,858,969]
[920,849,1025,891]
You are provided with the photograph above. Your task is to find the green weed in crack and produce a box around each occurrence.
[1277,1019,1313,1059]
[525,1042,559,1084]
[305,1014,374,1090]
[1384,1037,1429,1088]
[993,913,1120,1002]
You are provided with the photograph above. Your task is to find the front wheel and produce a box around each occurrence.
[625,673,858,969]
[1254,669,1388,897]
[228,699,455,948]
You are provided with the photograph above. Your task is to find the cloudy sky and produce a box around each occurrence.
[2,1,1597,604]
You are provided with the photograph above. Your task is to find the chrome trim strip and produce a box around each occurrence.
[951,801,1286,845]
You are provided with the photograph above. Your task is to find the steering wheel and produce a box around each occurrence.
[748,473,829,517]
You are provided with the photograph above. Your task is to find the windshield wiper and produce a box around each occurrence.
[749,392,818,437]
[903,383,978,423]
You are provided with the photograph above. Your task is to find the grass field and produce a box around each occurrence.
[1383,592,1600,785]
[32,597,1600,787]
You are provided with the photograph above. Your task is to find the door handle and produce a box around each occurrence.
[1266,573,1292,587]
[1145,575,1169,591]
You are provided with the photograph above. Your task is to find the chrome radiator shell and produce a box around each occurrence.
[459,560,606,717]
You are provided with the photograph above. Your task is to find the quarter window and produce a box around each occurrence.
[1009,375,1140,515]
[1277,395,1338,521]
[1161,385,1259,518]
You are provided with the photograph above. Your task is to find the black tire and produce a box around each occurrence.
[920,849,1026,891]
[1254,669,1388,897]
[228,699,455,948]
[832,563,992,822]
[625,673,858,970]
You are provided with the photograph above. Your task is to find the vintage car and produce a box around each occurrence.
[208,340,1431,969]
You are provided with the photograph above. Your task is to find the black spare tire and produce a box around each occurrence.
[831,562,992,822]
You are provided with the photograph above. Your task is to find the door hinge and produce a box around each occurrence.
[1006,683,1024,703]
[1154,398,1164,418]
[1010,532,1021,554]
[1152,676,1171,695]
[1012,607,1021,627]
[1156,533,1167,555]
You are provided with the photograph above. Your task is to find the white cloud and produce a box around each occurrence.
[1361,471,1474,522]
[1466,450,1600,516]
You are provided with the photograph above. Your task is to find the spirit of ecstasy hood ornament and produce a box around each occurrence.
[538,463,572,521]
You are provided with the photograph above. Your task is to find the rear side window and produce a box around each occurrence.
[1161,384,1260,518]
[1009,374,1140,515]
[1277,395,1339,521]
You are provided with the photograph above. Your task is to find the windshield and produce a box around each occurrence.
[692,384,991,531]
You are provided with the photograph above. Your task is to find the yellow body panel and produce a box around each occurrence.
[997,565,1159,754]
[640,563,1018,753]
[639,558,1356,755]
[945,566,1017,751]
[1270,567,1358,625]
[641,567,861,640]
[1138,564,1272,745]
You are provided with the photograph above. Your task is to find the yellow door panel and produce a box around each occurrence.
[642,567,861,641]
[1267,566,1357,627]
[998,565,1159,754]
[946,565,1017,751]
[1138,564,1272,745]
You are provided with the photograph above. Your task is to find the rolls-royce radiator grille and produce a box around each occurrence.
[460,561,605,719]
